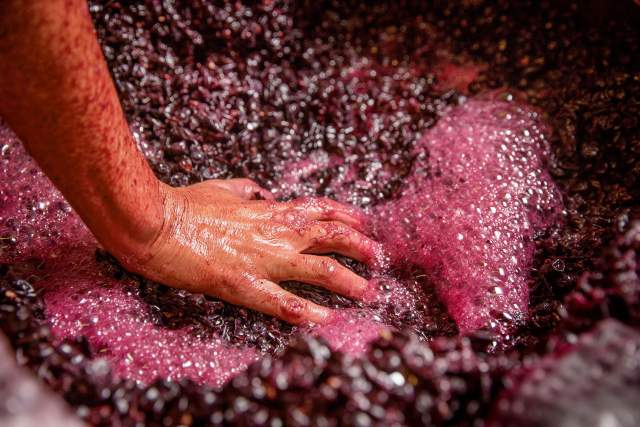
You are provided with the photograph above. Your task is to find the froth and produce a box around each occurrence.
[372,99,562,335]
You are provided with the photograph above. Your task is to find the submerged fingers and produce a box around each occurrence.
[238,278,332,325]
[276,254,369,299]
[301,220,378,264]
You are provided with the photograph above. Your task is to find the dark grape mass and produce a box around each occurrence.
[0,1,639,426]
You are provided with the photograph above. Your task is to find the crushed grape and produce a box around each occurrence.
[0,0,639,426]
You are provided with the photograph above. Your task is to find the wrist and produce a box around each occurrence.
[96,179,169,270]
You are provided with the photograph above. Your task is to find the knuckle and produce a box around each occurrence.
[278,207,305,226]
[309,221,329,239]
[279,295,306,321]
[314,258,340,278]
[322,222,352,241]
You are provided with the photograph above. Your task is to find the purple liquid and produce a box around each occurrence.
[0,95,561,385]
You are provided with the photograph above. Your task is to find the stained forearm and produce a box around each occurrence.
[0,0,163,258]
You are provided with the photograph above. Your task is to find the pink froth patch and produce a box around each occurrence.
[40,243,260,387]
[311,310,387,355]
[0,125,85,263]
[373,99,562,334]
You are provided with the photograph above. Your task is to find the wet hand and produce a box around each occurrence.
[121,179,379,325]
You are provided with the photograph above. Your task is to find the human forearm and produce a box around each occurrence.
[0,0,163,258]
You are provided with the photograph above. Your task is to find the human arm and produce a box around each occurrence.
[0,0,378,324]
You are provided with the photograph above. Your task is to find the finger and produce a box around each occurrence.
[302,221,379,264]
[237,278,331,325]
[282,255,369,299]
[212,178,275,200]
[287,197,366,231]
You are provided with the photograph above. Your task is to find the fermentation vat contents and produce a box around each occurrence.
[0,1,639,425]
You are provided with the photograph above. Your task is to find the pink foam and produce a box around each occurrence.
[372,99,562,334]
[311,310,386,355]
[0,125,85,263]
[40,244,260,387]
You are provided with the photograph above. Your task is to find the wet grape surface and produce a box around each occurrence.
[0,0,639,425]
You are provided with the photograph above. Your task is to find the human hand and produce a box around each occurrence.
[119,178,379,325]
[0,0,379,325]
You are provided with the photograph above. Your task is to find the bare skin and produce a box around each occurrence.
[0,0,378,324]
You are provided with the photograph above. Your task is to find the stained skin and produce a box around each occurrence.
[0,0,378,324]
